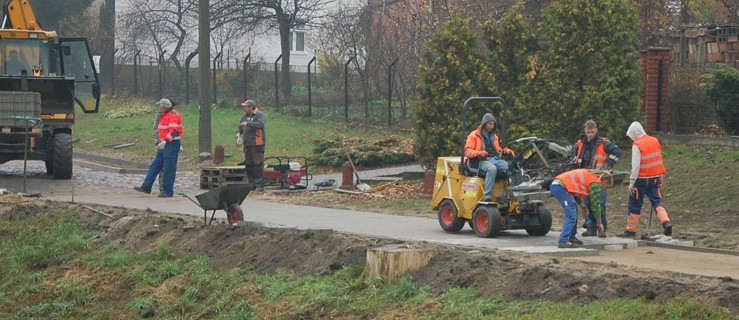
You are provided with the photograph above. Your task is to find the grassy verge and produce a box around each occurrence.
[73,98,413,171]
[0,212,732,319]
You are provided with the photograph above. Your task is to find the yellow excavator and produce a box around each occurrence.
[0,0,100,179]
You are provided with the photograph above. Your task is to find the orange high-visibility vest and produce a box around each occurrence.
[555,169,601,198]
[576,138,608,169]
[633,135,666,177]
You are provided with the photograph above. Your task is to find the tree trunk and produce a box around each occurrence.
[279,21,292,100]
[363,244,438,279]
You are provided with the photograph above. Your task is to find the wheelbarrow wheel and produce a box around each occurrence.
[227,204,244,225]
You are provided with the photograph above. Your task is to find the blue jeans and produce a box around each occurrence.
[551,183,579,244]
[583,190,608,231]
[479,157,508,197]
[140,140,180,196]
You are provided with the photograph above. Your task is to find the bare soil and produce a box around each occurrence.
[1,197,737,315]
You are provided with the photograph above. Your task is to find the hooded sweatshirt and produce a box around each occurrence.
[626,121,649,185]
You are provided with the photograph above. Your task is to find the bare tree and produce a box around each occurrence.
[316,4,374,116]
[236,0,336,100]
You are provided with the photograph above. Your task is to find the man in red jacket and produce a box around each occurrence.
[135,98,183,198]
[618,121,672,237]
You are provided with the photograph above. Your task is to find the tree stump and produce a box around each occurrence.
[363,244,438,279]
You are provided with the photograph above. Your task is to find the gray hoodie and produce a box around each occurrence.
[626,121,652,186]
[481,113,496,128]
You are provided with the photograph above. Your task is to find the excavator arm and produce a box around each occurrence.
[2,0,43,31]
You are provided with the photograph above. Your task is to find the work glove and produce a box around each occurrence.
[236,134,243,146]
[478,150,488,158]
[157,140,166,150]
[502,148,515,157]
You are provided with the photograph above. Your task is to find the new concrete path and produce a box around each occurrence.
[47,186,639,257]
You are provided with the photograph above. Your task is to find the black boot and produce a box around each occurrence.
[662,221,673,236]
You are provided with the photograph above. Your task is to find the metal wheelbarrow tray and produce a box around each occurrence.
[181,184,254,225]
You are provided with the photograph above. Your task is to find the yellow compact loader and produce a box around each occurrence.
[431,97,553,238]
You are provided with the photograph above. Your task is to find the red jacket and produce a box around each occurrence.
[158,109,183,142]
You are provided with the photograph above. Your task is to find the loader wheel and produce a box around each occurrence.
[525,205,552,236]
[438,199,465,232]
[227,204,244,225]
[52,133,73,179]
[473,205,501,238]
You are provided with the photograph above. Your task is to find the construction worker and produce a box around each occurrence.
[134,98,183,198]
[464,113,515,202]
[618,121,672,237]
[572,120,622,237]
[236,100,266,192]
[550,169,613,248]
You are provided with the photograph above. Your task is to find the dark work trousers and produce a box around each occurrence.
[244,145,265,187]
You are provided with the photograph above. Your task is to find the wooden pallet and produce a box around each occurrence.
[200,166,248,190]
[199,181,250,190]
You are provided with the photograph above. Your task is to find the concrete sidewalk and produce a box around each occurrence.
[47,186,639,257]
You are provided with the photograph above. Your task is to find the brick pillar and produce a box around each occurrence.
[640,47,671,133]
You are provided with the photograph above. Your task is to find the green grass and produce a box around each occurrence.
[0,214,734,319]
[73,98,413,169]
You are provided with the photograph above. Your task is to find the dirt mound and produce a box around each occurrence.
[1,199,737,314]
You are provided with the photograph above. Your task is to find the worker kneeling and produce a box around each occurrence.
[464,113,515,202]
[550,169,613,248]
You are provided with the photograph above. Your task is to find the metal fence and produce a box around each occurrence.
[105,59,414,127]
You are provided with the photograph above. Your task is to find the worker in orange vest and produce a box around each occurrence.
[572,120,622,237]
[550,169,613,248]
[618,121,672,237]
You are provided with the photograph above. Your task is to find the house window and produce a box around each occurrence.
[289,31,305,52]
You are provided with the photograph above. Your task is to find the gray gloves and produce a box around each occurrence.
[157,140,166,150]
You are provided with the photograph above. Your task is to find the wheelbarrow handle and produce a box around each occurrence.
[177,192,201,207]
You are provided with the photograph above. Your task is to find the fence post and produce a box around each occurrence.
[213,52,222,104]
[158,50,167,98]
[133,49,140,95]
[185,50,198,104]
[111,48,118,96]
[387,58,398,127]
[274,54,282,108]
[344,56,354,122]
[243,53,251,101]
[308,56,316,118]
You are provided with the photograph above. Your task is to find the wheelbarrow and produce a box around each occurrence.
[180,184,254,225]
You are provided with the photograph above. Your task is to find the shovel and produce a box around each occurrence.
[345,151,371,191]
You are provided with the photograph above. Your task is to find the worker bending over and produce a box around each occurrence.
[551,169,613,248]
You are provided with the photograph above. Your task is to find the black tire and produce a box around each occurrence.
[473,205,501,238]
[52,133,73,179]
[526,205,552,236]
[438,199,465,232]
